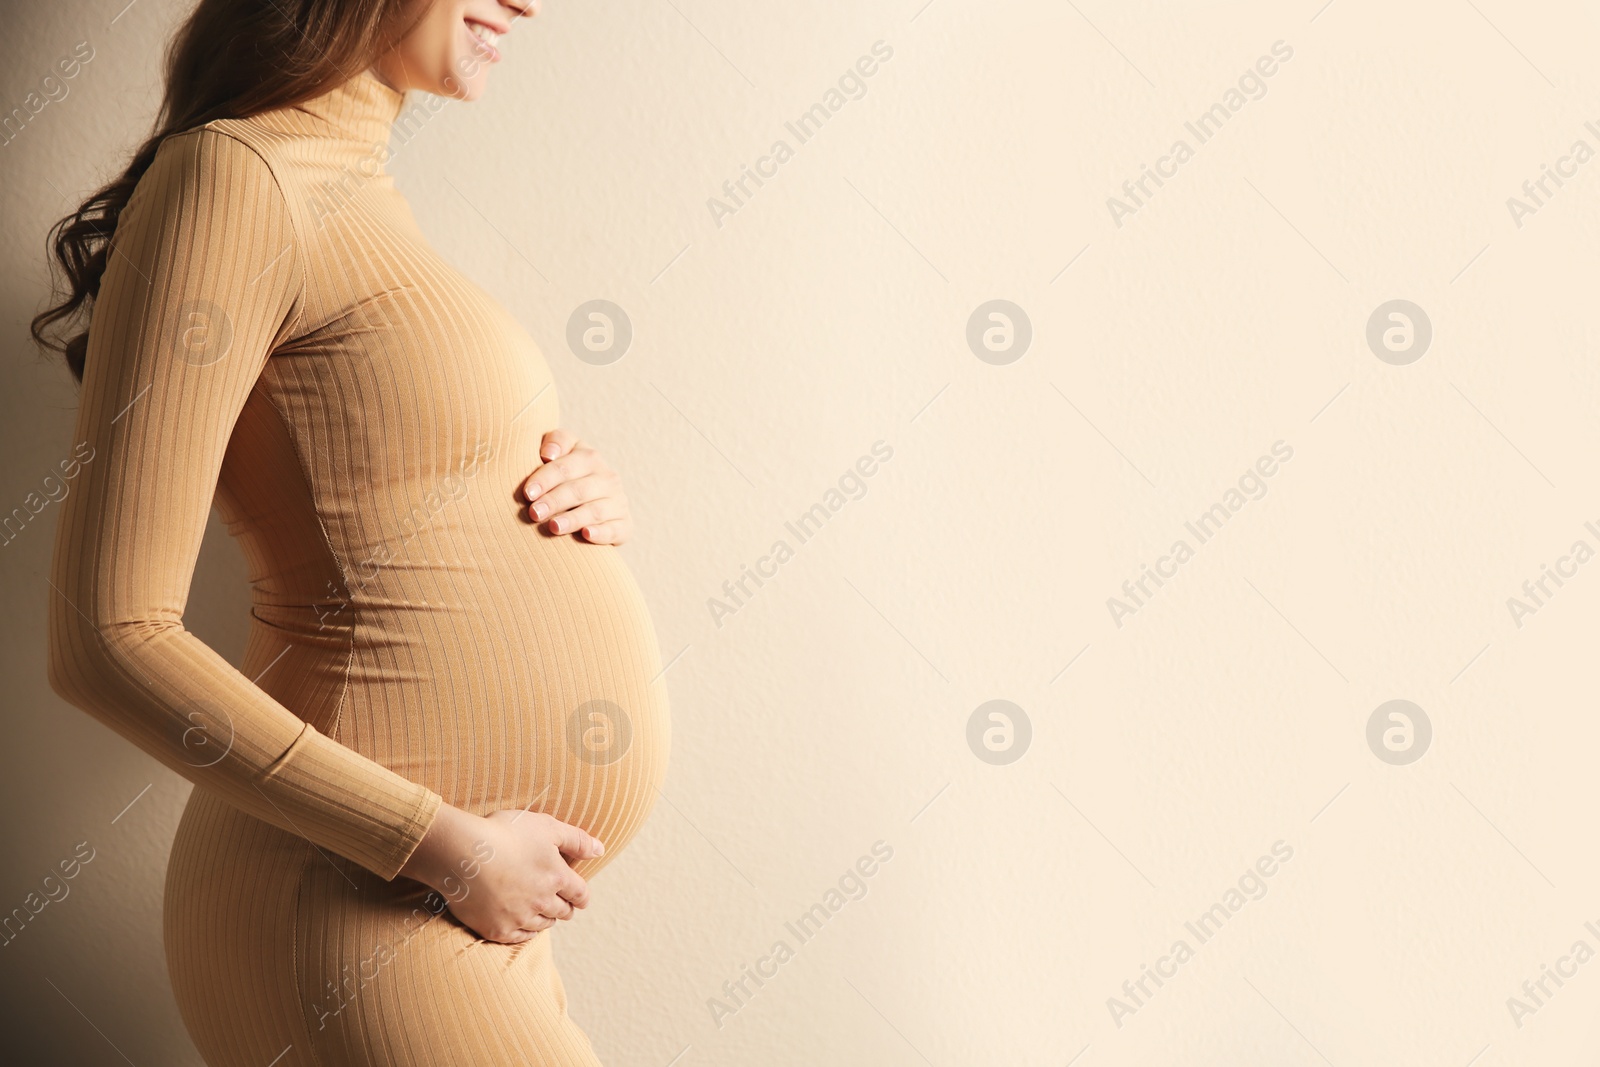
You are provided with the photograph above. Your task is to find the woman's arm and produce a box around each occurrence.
[46,126,441,882]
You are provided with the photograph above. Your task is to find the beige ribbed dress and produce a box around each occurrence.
[46,69,670,1066]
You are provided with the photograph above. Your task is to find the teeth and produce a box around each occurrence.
[468,22,499,46]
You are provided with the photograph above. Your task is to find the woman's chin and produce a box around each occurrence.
[437,71,489,101]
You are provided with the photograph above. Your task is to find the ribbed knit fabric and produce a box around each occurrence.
[45,69,670,1066]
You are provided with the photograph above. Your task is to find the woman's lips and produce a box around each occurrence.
[464,18,503,63]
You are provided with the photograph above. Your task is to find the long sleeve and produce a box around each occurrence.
[46,127,442,882]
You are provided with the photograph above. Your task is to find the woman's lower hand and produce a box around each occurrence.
[518,428,632,545]
[400,802,605,944]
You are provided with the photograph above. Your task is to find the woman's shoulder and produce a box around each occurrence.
[187,115,292,169]
[129,122,292,216]
[139,115,326,220]
[118,123,305,257]
[155,106,321,175]
[128,121,277,195]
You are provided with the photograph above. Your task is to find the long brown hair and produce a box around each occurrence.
[31,0,426,383]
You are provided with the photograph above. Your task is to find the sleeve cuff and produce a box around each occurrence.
[258,720,444,881]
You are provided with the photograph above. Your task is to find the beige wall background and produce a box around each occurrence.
[5,0,1600,1063]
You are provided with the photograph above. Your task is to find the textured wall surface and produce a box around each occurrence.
[5,1,1600,1064]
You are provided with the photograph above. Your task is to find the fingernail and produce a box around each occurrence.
[531,502,548,520]
[525,482,542,500]
[594,840,605,856]
[549,518,564,533]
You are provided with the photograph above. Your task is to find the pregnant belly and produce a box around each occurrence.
[333,522,672,873]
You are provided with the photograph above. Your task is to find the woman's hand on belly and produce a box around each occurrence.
[516,427,633,544]
[399,802,606,943]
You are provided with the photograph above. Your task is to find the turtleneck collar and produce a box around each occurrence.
[294,68,405,148]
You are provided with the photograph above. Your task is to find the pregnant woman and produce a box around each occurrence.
[34,1,669,1063]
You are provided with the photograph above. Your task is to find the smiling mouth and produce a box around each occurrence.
[465,19,504,60]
